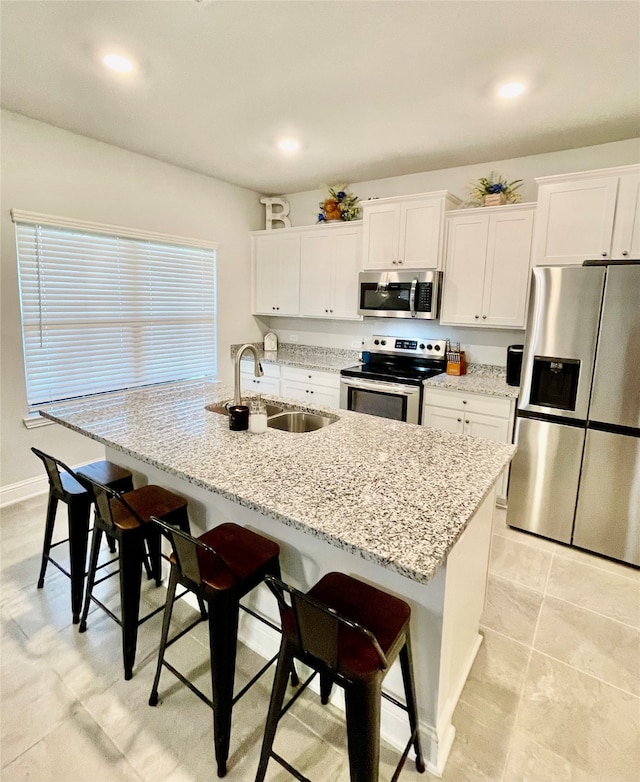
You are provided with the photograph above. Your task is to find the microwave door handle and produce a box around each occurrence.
[409,278,418,318]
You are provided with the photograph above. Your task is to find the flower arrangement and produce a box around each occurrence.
[317,185,361,222]
[468,171,524,206]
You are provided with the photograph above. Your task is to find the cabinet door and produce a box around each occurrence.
[253,235,278,315]
[280,379,309,403]
[611,172,640,259]
[308,385,340,408]
[482,209,534,328]
[253,234,300,316]
[362,202,399,268]
[330,229,361,319]
[300,234,332,317]
[534,177,618,265]
[463,411,510,442]
[400,198,442,269]
[422,405,465,433]
[275,235,300,315]
[464,412,511,502]
[440,214,488,325]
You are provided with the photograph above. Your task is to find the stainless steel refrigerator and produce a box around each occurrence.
[507,261,640,567]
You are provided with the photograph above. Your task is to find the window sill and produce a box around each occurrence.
[23,415,54,429]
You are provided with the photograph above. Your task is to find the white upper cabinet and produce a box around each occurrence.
[299,222,362,319]
[361,191,461,270]
[533,165,640,265]
[440,204,535,329]
[252,232,300,316]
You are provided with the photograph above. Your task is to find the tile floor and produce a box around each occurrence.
[1,494,639,782]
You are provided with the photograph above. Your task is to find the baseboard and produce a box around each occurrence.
[0,459,107,509]
[0,474,48,508]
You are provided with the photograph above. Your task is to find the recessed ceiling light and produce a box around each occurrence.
[277,138,300,154]
[103,53,135,74]
[498,82,526,99]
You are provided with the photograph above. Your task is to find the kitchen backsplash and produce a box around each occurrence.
[256,318,521,367]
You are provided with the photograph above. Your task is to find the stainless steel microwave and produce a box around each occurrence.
[358,270,441,320]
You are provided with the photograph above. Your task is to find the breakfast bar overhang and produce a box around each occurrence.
[41,380,515,775]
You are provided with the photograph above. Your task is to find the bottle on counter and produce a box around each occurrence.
[249,395,268,434]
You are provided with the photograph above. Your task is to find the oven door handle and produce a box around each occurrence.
[340,377,420,397]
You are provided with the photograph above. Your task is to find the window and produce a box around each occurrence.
[13,210,217,411]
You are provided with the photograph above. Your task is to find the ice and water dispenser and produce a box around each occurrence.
[529,357,580,411]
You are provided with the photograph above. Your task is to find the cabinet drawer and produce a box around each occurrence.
[241,360,281,379]
[240,374,280,395]
[281,365,340,389]
[422,388,512,418]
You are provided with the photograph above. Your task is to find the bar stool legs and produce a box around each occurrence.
[78,482,191,681]
[147,519,286,778]
[255,573,426,782]
[37,492,91,623]
[209,593,240,778]
[32,448,133,625]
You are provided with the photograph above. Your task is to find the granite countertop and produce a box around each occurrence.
[232,342,359,373]
[41,380,515,586]
[234,344,519,397]
[424,364,519,399]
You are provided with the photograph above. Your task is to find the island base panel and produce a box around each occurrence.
[108,448,495,775]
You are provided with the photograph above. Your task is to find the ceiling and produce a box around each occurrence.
[1,0,639,195]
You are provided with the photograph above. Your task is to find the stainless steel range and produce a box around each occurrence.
[340,335,447,424]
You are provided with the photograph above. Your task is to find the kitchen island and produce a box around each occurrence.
[41,379,515,774]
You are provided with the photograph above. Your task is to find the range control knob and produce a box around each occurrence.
[381,339,387,346]
[426,343,433,350]
[419,343,425,349]
[374,339,380,345]
[434,344,441,351]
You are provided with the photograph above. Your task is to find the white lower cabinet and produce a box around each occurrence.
[280,366,341,409]
[422,387,514,505]
[240,361,281,395]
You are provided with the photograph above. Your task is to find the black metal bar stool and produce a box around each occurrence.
[148,517,290,778]
[31,447,133,624]
[256,572,426,782]
[78,479,191,680]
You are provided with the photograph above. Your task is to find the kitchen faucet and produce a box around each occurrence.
[234,343,263,406]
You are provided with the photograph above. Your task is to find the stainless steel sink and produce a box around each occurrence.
[206,400,337,432]
[266,411,335,433]
[206,401,285,417]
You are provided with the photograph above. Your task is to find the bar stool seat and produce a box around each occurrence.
[78,480,191,680]
[256,572,426,782]
[32,447,133,624]
[148,518,287,778]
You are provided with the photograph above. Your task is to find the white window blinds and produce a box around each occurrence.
[13,211,217,410]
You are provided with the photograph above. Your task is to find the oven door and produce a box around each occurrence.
[339,377,421,424]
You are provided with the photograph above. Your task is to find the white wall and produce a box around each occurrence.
[281,138,640,227]
[0,110,264,495]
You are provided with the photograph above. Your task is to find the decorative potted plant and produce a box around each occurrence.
[317,186,361,222]
[468,171,523,206]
